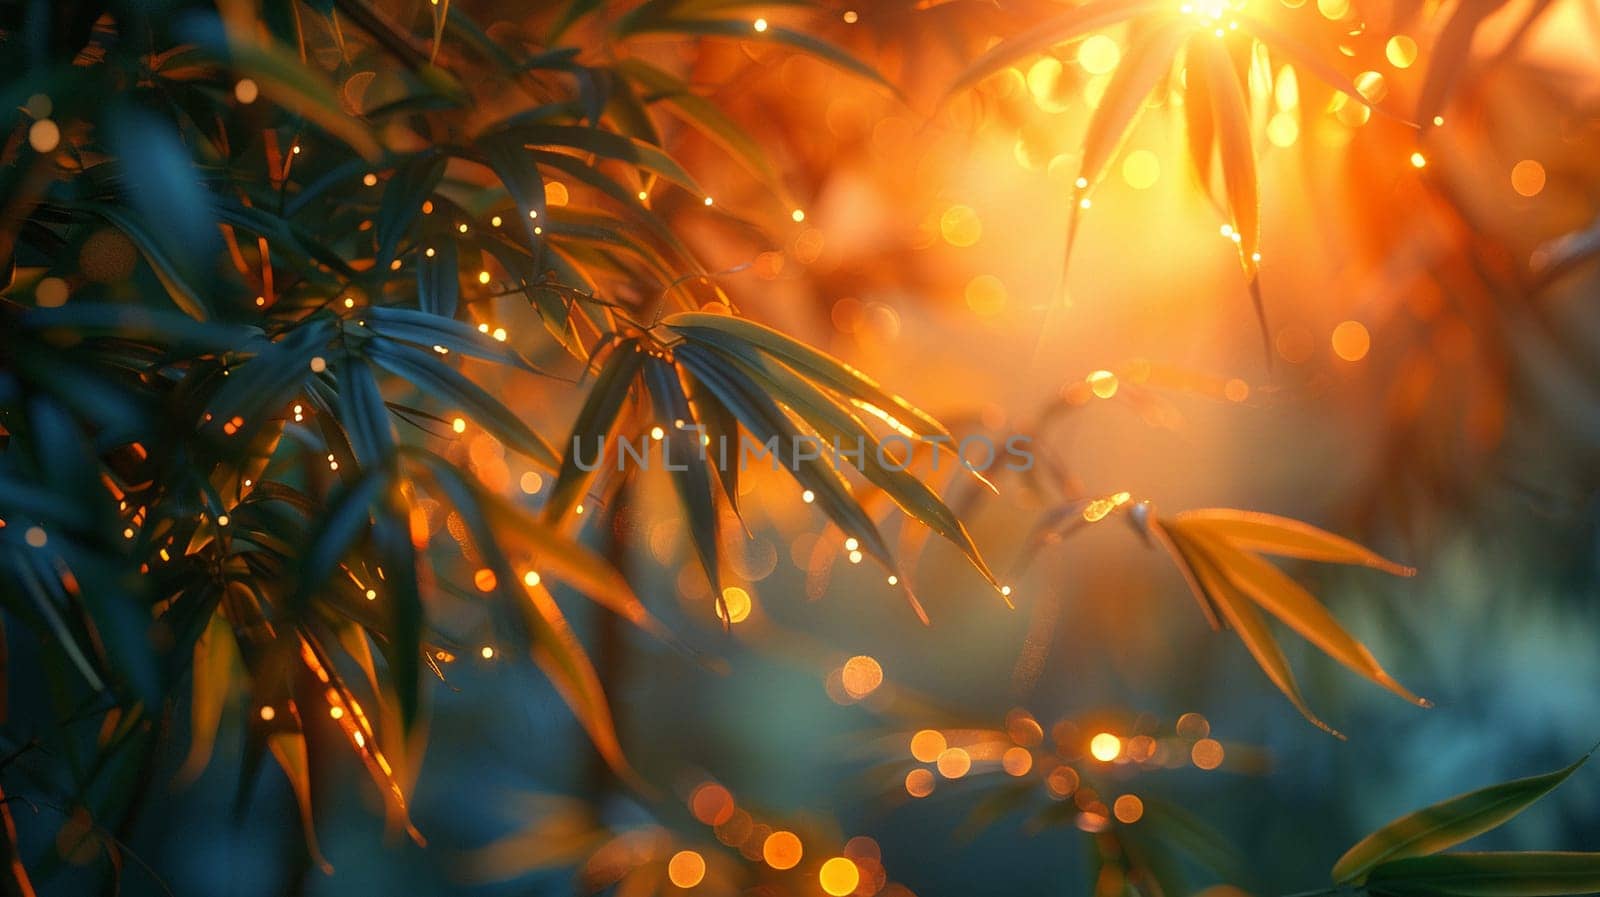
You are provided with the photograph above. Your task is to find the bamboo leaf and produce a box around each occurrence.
[415,234,460,318]
[376,153,446,269]
[267,730,333,873]
[945,0,1166,97]
[1365,852,1600,896]
[642,357,723,596]
[361,305,543,372]
[1175,509,1415,575]
[336,354,395,471]
[1162,523,1339,736]
[178,610,240,784]
[1192,34,1259,280]
[411,450,664,637]
[84,203,210,320]
[1067,22,1189,261]
[665,312,952,445]
[706,339,999,588]
[623,18,899,97]
[1332,755,1591,884]
[179,16,381,160]
[545,339,645,520]
[364,336,559,468]
[1180,525,1427,707]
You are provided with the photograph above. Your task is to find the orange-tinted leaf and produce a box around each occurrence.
[1174,509,1415,575]
[1180,526,1428,707]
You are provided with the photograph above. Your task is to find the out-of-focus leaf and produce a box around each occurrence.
[945,0,1164,96]
[336,355,395,471]
[376,154,446,269]
[545,339,645,520]
[178,15,381,159]
[1067,22,1187,262]
[642,356,722,596]
[621,17,899,98]
[1365,852,1600,896]
[617,58,794,206]
[1414,0,1501,131]
[105,104,221,290]
[84,203,210,320]
[178,610,239,783]
[364,336,558,468]
[415,236,459,317]
[267,730,333,873]
[411,451,663,637]
[481,135,550,263]
[1193,35,1258,281]
[1332,755,1590,884]
[291,469,384,618]
[371,504,423,729]
[206,317,336,443]
[500,123,703,193]
[19,304,259,354]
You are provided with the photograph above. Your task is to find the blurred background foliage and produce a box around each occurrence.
[2,0,1600,896]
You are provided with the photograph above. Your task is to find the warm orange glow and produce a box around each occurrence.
[1086,370,1118,399]
[1511,159,1546,197]
[667,850,707,888]
[819,857,861,896]
[1046,765,1080,798]
[965,274,1007,317]
[1002,746,1034,776]
[1113,794,1144,823]
[690,783,736,826]
[762,830,803,869]
[841,655,883,698]
[452,417,467,433]
[1192,738,1225,769]
[904,768,935,798]
[936,747,972,779]
[259,705,276,721]
[1410,152,1427,169]
[1331,320,1371,362]
[1176,712,1210,738]
[1386,35,1418,68]
[519,471,543,494]
[1089,732,1121,762]
[940,205,982,246]
[1076,35,1120,75]
[717,586,752,623]
[909,729,947,763]
[474,568,497,592]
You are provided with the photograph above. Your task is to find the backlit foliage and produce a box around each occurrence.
[2,0,1598,894]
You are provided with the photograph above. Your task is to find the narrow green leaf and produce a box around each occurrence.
[415,234,460,318]
[336,354,395,471]
[1365,852,1600,897]
[665,312,953,445]
[1332,755,1591,884]
[642,356,722,596]
[376,153,446,269]
[361,305,543,372]
[545,339,645,520]
[364,336,559,468]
